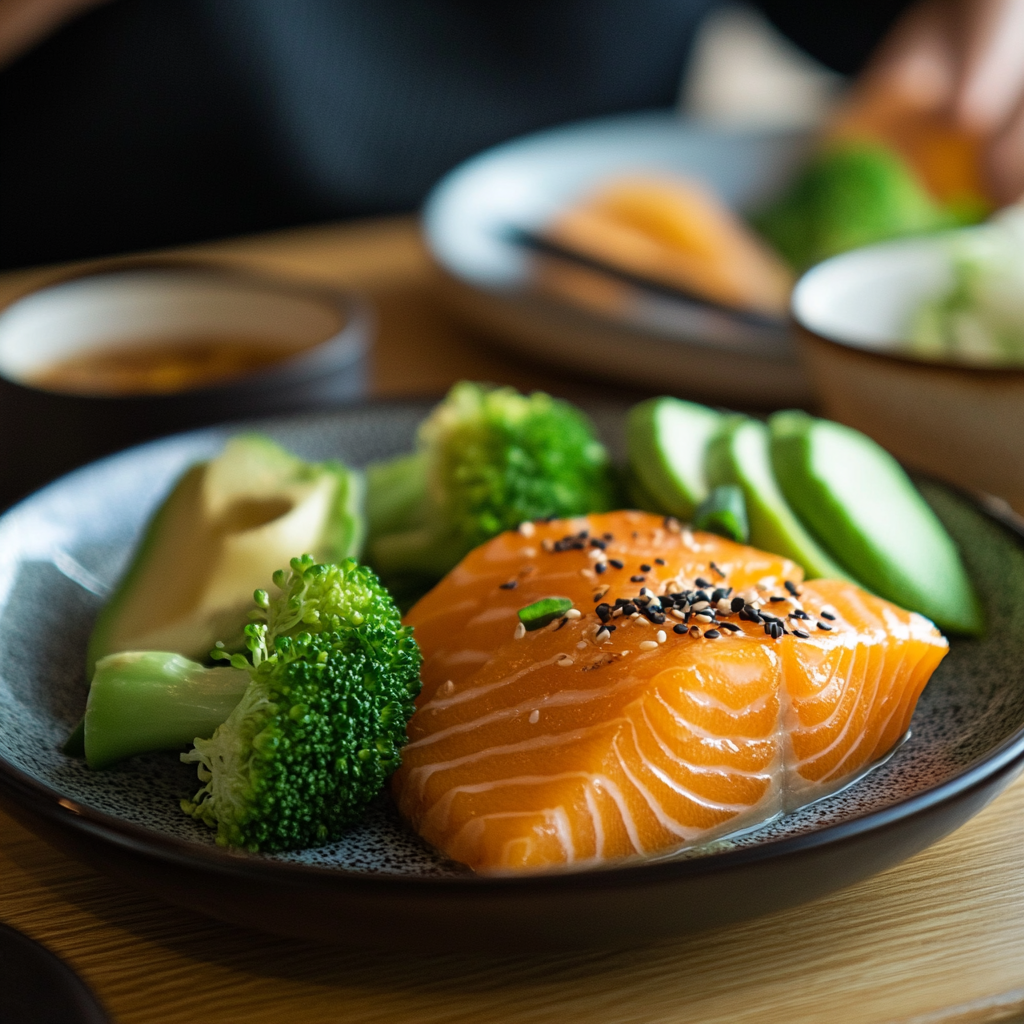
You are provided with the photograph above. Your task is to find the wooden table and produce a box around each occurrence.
[1,217,1023,1024]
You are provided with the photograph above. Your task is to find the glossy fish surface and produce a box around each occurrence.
[393,512,948,874]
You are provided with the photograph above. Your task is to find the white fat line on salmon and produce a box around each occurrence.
[465,606,520,627]
[422,771,643,855]
[652,692,779,751]
[675,686,776,716]
[458,806,578,865]
[404,672,646,751]
[583,785,606,860]
[415,653,559,713]
[618,718,760,816]
[611,736,716,842]
[404,722,613,797]
[638,704,775,784]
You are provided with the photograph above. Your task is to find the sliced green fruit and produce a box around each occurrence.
[626,397,721,520]
[86,434,364,674]
[706,416,849,579]
[693,484,749,543]
[769,410,983,634]
[84,652,249,769]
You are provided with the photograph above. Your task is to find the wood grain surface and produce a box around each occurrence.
[1,217,1023,1024]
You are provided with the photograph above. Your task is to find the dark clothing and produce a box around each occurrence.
[0,0,910,269]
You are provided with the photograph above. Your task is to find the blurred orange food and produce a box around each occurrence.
[545,175,794,316]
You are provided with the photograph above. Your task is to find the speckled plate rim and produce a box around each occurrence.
[0,406,1022,897]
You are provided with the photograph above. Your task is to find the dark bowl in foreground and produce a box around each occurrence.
[0,403,1021,951]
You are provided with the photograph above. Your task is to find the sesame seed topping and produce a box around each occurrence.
[631,575,646,583]
[595,563,607,574]
[576,640,588,650]
[673,623,687,634]
[820,610,836,621]
[709,562,725,578]
[718,622,741,633]
[564,608,582,620]
[688,625,702,638]
[769,596,787,603]
[587,548,604,560]
[499,580,517,590]
[784,580,800,596]
[730,596,745,612]
[519,521,536,537]
[640,564,652,572]
[529,709,540,723]
[639,640,659,651]
[653,629,666,643]
[695,577,711,588]
[793,629,810,638]
[556,655,574,667]
[655,558,666,566]
[705,629,721,639]
[514,622,526,640]
[817,622,833,631]
[609,559,624,569]
[441,680,455,695]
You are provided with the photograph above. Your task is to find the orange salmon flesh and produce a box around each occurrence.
[393,511,949,874]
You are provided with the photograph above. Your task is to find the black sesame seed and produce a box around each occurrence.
[793,629,809,639]
[595,563,607,574]
[704,629,721,639]
[499,580,517,590]
[760,612,779,623]
[770,596,787,603]
[694,590,709,603]
[718,622,741,633]
[609,559,624,569]
[622,603,637,616]
[695,577,711,588]
[712,588,728,603]
[821,610,836,621]
[649,613,666,625]
[631,575,646,583]
[731,596,745,613]
[817,622,833,631]
[589,538,606,550]
[639,564,652,572]
[709,562,725,578]
[673,623,688,634]
[785,581,800,596]
[655,558,666,566]
[577,530,588,539]
[596,604,611,622]
[603,533,613,541]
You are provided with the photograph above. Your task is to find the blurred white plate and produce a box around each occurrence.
[423,111,812,405]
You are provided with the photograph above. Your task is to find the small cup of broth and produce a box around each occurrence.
[0,263,369,507]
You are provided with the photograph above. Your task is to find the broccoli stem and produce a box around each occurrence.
[84,651,250,769]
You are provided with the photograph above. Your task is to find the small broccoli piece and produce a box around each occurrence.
[752,141,968,272]
[181,555,421,852]
[364,382,618,595]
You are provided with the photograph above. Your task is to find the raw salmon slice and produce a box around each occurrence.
[393,511,948,873]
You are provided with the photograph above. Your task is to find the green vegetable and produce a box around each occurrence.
[693,484,749,543]
[518,597,573,631]
[364,382,617,596]
[753,142,969,272]
[706,417,849,580]
[769,410,983,634]
[181,554,421,852]
[83,652,250,769]
[87,434,364,674]
[626,397,721,520]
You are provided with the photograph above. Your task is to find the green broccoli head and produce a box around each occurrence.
[181,555,421,852]
[752,141,972,272]
[365,382,618,592]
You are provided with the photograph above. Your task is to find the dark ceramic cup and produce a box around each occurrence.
[0,263,370,508]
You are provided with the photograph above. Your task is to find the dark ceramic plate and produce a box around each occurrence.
[0,403,1022,952]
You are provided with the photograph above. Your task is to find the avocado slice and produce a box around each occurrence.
[706,416,849,579]
[627,397,721,520]
[769,410,983,634]
[86,434,364,673]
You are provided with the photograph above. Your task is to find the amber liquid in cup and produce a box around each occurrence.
[29,335,308,396]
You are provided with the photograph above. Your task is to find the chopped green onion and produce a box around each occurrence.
[518,597,573,631]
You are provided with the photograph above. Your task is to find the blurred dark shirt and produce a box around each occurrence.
[0,0,910,269]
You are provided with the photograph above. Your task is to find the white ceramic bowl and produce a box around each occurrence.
[792,235,1024,511]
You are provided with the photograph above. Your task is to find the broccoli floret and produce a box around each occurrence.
[181,554,421,852]
[364,382,618,595]
[752,141,971,272]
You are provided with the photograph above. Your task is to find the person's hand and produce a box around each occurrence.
[0,0,111,68]
[858,0,1024,204]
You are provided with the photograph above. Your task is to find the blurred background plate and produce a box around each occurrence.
[424,112,812,406]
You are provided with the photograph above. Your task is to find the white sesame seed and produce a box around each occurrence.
[620,650,631,656]
[529,709,540,724]
[633,615,647,625]
[579,568,596,581]
[564,608,582,619]
[441,680,454,696]
[639,640,658,651]
[665,517,682,534]
[670,609,686,621]
[576,640,588,650]
[716,599,731,613]
[656,630,667,643]
[588,548,604,560]
[514,622,526,640]
[688,625,701,638]
[691,600,710,611]
[522,547,536,558]
[518,521,536,537]
[556,655,574,667]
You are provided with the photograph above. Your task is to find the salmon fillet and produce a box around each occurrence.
[393,511,948,873]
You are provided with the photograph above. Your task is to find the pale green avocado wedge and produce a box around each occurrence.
[706,416,850,580]
[626,397,721,520]
[86,434,365,674]
[769,410,983,634]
